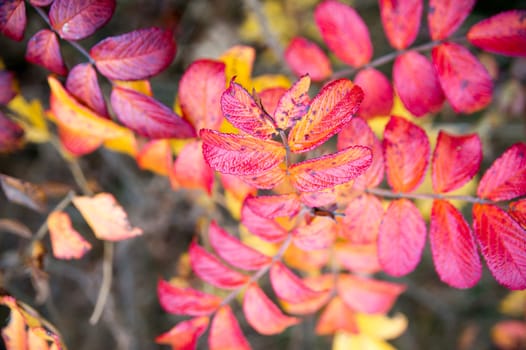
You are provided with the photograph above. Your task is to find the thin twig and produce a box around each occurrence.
[90,241,114,324]
[365,187,496,204]
[33,190,76,241]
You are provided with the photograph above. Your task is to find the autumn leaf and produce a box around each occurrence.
[219,45,255,89]
[244,193,301,219]
[334,243,381,274]
[0,0,26,41]
[209,306,251,350]
[172,140,213,194]
[0,70,16,104]
[240,166,287,190]
[270,262,328,302]
[48,211,92,260]
[340,194,384,244]
[285,37,332,81]
[428,0,475,40]
[136,139,172,176]
[315,297,357,335]
[156,316,209,349]
[0,112,24,153]
[66,63,108,117]
[25,29,67,75]
[354,68,393,119]
[281,275,333,315]
[241,203,288,242]
[509,199,526,229]
[157,279,221,316]
[56,122,103,156]
[292,216,336,251]
[379,0,423,49]
[0,174,46,212]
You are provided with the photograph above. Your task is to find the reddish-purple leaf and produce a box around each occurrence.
[179,59,226,131]
[379,0,423,49]
[432,42,493,113]
[430,200,482,288]
[156,316,209,350]
[25,29,67,75]
[378,199,427,277]
[428,0,475,40]
[208,221,271,271]
[473,204,526,290]
[244,193,301,219]
[157,279,221,316]
[111,86,195,139]
[66,63,108,117]
[270,262,327,302]
[432,131,482,193]
[340,194,384,244]
[293,216,336,251]
[383,116,430,192]
[189,241,249,289]
[200,129,285,176]
[337,274,406,314]
[243,283,299,335]
[241,203,288,242]
[509,199,526,229]
[354,68,393,119]
[209,306,251,350]
[314,0,372,67]
[49,0,115,40]
[289,146,371,192]
[0,71,16,104]
[285,37,332,81]
[468,10,526,57]
[220,81,277,139]
[393,51,445,116]
[90,27,176,80]
[273,75,311,130]
[477,143,526,201]
[0,112,24,153]
[337,117,384,189]
[0,0,26,41]
[288,79,363,153]
[172,140,213,194]
[29,0,53,6]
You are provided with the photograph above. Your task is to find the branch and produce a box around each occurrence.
[365,187,496,204]
[90,241,114,324]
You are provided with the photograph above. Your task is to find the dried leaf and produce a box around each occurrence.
[285,37,332,81]
[25,29,67,75]
[0,174,46,212]
[157,279,221,316]
[48,211,92,260]
[380,0,423,49]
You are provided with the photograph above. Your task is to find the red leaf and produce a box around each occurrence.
[243,283,299,335]
[209,306,250,350]
[189,241,249,290]
[270,262,327,302]
[0,0,26,41]
[383,116,430,192]
[468,10,526,57]
[315,297,357,335]
[90,27,176,80]
[157,279,221,316]
[57,124,102,156]
[239,167,287,190]
[340,194,384,244]
[314,0,372,67]
[292,216,336,251]
[25,29,67,75]
[48,211,92,260]
[240,203,288,242]
[172,140,213,194]
[393,51,445,116]
[244,193,301,219]
[509,199,526,229]
[428,0,475,40]
[288,79,363,153]
[477,143,526,201]
[156,316,209,350]
[285,37,332,81]
[354,68,393,119]
[258,87,286,117]
[337,274,406,314]
[200,129,285,176]
[220,81,277,139]
[179,59,226,131]
[0,71,16,104]
[432,42,493,113]
[49,0,115,40]
[432,131,482,193]
[273,75,311,130]
[378,199,427,276]
[208,221,271,271]
[0,112,24,153]
[334,243,381,274]
[473,204,526,290]
[111,86,196,139]
[337,117,384,189]
[66,63,108,117]
[289,146,372,192]
[379,0,423,49]
[430,200,481,288]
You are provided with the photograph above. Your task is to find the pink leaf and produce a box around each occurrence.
[111,86,196,139]
[432,131,482,193]
[473,204,526,290]
[315,297,357,335]
[314,0,372,67]
[379,0,423,49]
[241,203,288,242]
[378,199,427,276]
[156,316,209,349]
[49,0,115,40]
[208,221,271,271]
[354,68,393,119]
[66,63,108,117]
[270,262,327,302]
[157,279,221,316]
[477,143,526,201]
[48,211,92,260]
[90,27,176,80]
[243,283,299,335]
[292,216,336,251]
[509,199,526,229]
[25,29,67,75]
[285,37,332,81]
[340,194,384,244]
[430,200,481,288]
[209,306,251,350]
[172,140,214,194]
[244,193,301,219]
[334,243,381,274]
[428,0,475,40]
[0,0,26,41]
[239,167,287,190]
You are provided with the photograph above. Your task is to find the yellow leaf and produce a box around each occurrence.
[219,45,255,89]
[7,95,49,143]
[499,290,526,317]
[333,332,397,350]
[136,139,172,176]
[356,313,408,340]
[113,79,152,96]
[103,130,138,157]
[224,190,243,219]
[252,74,291,91]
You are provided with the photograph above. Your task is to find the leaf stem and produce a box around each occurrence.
[279,129,291,168]
[90,241,114,324]
[33,190,76,241]
[365,187,496,204]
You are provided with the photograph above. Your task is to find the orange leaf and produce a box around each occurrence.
[56,123,103,156]
[289,146,371,192]
[509,199,526,229]
[201,129,285,176]
[384,116,430,192]
[491,320,526,350]
[284,242,330,272]
[292,216,336,251]
[288,79,363,153]
[209,306,251,350]
[156,316,209,349]
[315,297,357,335]
[157,279,221,316]
[66,63,108,117]
[189,241,249,289]
[281,275,333,315]
[241,202,288,242]
[428,0,475,40]
[243,283,299,335]
[220,174,257,200]
[270,262,328,303]
[380,0,423,49]
[273,75,311,130]
[48,211,92,260]
[136,139,172,176]
[378,199,427,277]
[285,37,332,82]
[354,68,393,119]
[1,302,27,350]
[244,193,300,219]
[72,193,142,241]
[172,140,213,194]
[340,194,384,244]
[334,242,381,274]
[25,29,67,75]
